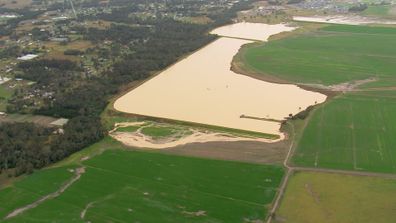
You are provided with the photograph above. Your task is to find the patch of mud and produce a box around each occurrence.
[161,140,288,164]
[303,78,377,93]
[110,122,289,164]
[244,218,264,223]
[304,183,320,204]
[80,202,94,220]
[182,210,206,217]
[80,194,114,221]
[111,129,281,149]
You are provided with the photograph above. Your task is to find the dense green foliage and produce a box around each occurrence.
[0,45,21,59]
[348,3,368,12]
[1,0,257,176]
[0,9,43,36]
[293,91,396,173]
[0,117,105,176]
[241,24,396,85]
[2,150,284,222]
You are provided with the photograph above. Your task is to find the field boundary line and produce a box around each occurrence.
[291,167,396,179]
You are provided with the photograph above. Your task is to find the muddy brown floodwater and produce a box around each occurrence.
[114,23,327,138]
[293,15,396,25]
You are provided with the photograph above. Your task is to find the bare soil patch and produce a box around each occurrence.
[160,140,289,164]
[0,0,31,9]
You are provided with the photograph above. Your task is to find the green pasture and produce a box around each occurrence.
[293,91,396,173]
[0,167,75,219]
[239,24,396,85]
[274,171,396,223]
[1,148,284,222]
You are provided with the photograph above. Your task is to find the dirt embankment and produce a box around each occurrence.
[111,129,282,150]
[109,122,290,164]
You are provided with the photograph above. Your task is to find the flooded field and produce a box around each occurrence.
[210,22,294,41]
[293,15,396,25]
[114,23,326,137]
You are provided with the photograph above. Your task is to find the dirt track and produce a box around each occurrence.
[5,167,85,220]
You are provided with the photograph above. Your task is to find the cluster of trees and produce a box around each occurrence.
[84,24,151,45]
[0,45,21,59]
[287,0,304,4]
[0,117,105,176]
[31,27,51,41]
[2,0,256,176]
[349,3,368,12]
[0,8,43,36]
[64,49,84,56]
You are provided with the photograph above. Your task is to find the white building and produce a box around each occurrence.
[17,54,39,61]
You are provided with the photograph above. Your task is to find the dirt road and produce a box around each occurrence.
[5,167,85,219]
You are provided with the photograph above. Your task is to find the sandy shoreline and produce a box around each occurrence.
[110,121,283,149]
[111,130,282,149]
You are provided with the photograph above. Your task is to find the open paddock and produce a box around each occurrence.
[293,91,396,173]
[238,24,396,86]
[1,149,285,222]
[274,171,396,223]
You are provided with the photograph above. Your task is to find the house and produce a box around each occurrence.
[17,54,39,60]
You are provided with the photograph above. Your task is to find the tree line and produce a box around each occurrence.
[1,0,256,177]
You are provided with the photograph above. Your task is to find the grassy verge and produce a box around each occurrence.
[140,126,178,138]
[116,125,142,132]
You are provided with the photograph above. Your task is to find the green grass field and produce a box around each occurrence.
[274,171,396,223]
[293,91,396,173]
[116,125,141,132]
[140,126,177,138]
[1,147,284,222]
[239,24,396,85]
[241,23,396,173]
